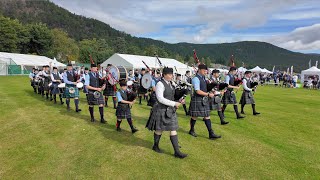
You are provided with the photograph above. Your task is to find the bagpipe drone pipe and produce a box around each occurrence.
[207,82,229,92]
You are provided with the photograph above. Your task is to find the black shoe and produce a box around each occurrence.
[188,130,197,137]
[209,132,221,139]
[174,152,188,159]
[100,119,106,124]
[253,112,261,115]
[116,127,122,132]
[186,112,189,116]
[237,116,245,119]
[152,145,163,153]
[76,109,82,112]
[91,118,95,122]
[114,107,117,109]
[221,121,229,125]
[61,102,64,105]
[50,98,53,101]
[241,111,245,114]
[131,128,139,134]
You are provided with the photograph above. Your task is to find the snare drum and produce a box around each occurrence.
[76,82,84,89]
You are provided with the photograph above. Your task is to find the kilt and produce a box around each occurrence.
[87,91,105,105]
[30,80,35,87]
[51,82,60,95]
[103,84,116,96]
[189,95,210,117]
[146,103,178,131]
[64,84,79,98]
[38,79,44,91]
[43,80,51,91]
[138,86,148,95]
[239,91,255,105]
[222,90,237,105]
[116,104,131,119]
[147,91,157,107]
[210,96,222,111]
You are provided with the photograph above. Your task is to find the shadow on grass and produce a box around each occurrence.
[25,89,174,157]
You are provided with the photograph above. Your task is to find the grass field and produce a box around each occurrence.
[0,76,319,179]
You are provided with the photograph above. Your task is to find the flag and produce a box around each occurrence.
[309,59,311,68]
[272,65,275,72]
[290,66,293,75]
[316,61,318,68]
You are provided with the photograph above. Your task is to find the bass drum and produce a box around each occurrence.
[141,73,152,89]
[107,65,128,85]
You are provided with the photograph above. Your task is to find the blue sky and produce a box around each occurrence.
[51,0,320,53]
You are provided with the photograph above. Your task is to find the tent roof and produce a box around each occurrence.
[0,52,65,67]
[249,66,262,73]
[261,68,273,74]
[301,66,320,73]
[237,67,247,72]
[101,53,191,69]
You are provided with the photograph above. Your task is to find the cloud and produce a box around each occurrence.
[268,23,320,50]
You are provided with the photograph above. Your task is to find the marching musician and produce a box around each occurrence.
[36,65,46,96]
[175,73,189,116]
[29,68,37,93]
[63,63,81,112]
[103,64,117,109]
[43,65,52,100]
[85,64,106,123]
[240,71,260,115]
[222,67,245,119]
[138,68,148,105]
[79,67,89,95]
[115,80,138,133]
[147,69,159,107]
[188,64,221,140]
[50,67,64,105]
[210,69,229,125]
[146,67,187,158]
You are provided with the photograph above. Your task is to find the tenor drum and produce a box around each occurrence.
[107,65,128,85]
[141,73,152,89]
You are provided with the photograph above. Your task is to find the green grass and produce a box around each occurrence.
[0,76,319,179]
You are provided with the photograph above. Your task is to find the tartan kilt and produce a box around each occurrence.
[146,103,178,131]
[51,83,60,95]
[189,95,210,117]
[103,84,116,96]
[116,104,131,119]
[87,91,105,105]
[64,84,79,98]
[210,96,222,110]
[138,86,148,94]
[38,79,44,90]
[222,90,237,105]
[239,91,255,105]
[43,80,51,91]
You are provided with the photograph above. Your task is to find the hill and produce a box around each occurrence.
[0,0,319,71]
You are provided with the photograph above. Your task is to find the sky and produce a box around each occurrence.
[50,0,320,53]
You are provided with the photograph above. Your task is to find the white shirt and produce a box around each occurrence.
[242,78,252,91]
[293,75,298,82]
[155,80,176,107]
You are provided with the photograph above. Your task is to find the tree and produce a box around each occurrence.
[49,28,79,62]
[26,23,53,56]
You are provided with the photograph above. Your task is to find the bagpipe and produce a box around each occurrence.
[207,81,229,92]
[251,81,259,94]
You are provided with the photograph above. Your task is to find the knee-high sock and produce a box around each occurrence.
[59,94,63,103]
[233,105,240,117]
[222,104,227,113]
[139,96,142,104]
[145,94,149,101]
[153,133,162,147]
[204,119,212,132]
[127,118,134,129]
[99,107,104,120]
[104,96,108,106]
[252,104,257,113]
[190,118,196,132]
[53,94,57,102]
[116,120,122,128]
[112,97,117,108]
[89,107,94,119]
[241,104,245,113]
[66,99,70,108]
[46,92,49,99]
[218,111,224,122]
[50,93,52,100]
[74,99,79,110]
[183,104,188,115]
[170,135,182,154]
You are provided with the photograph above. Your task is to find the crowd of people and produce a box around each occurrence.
[29,63,261,159]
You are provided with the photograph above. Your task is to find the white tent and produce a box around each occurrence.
[0,52,65,67]
[249,66,263,73]
[101,53,192,75]
[261,68,273,74]
[237,67,247,73]
[301,66,320,82]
